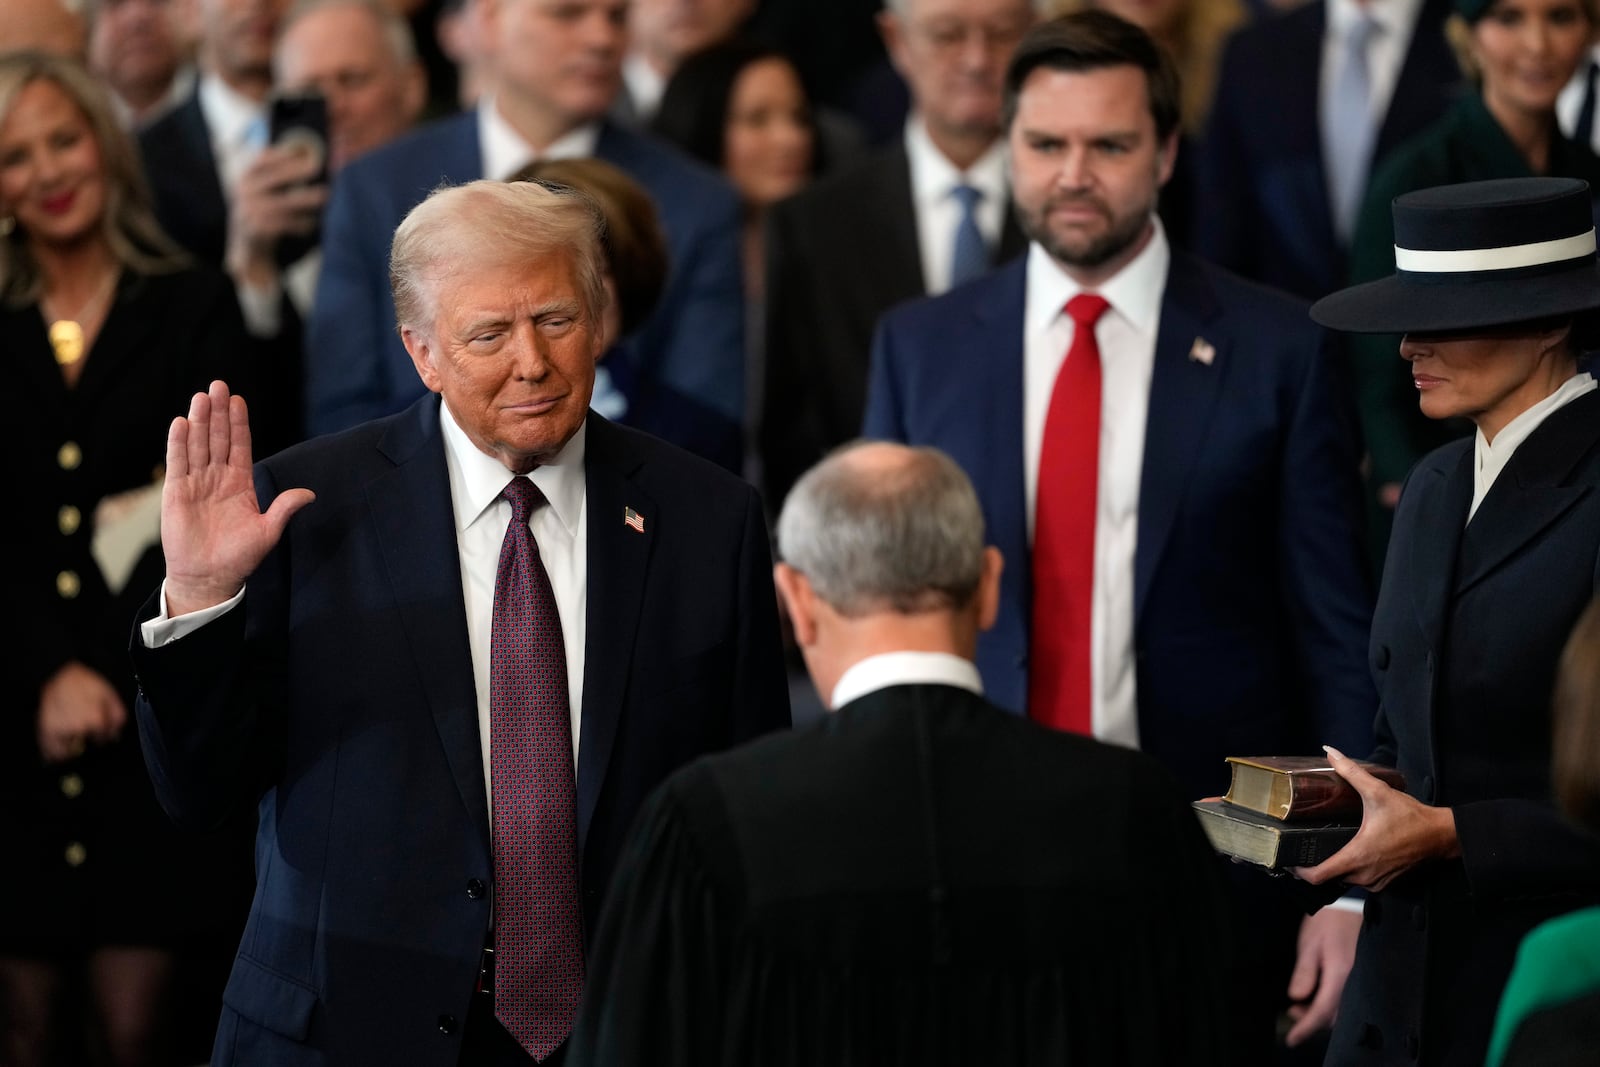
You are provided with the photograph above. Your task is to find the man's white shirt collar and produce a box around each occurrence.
[197,72,265,154]
[1025,217,1170,341]
[904,113,1007,212]
[621,51,666,121]
[830,651,984,710]
[478,97,602,181]
[440,399,587,539]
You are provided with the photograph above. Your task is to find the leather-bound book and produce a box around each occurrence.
[1191,800,1357,869]
[1223,755,1406,821]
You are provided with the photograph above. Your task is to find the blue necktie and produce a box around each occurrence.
[1325,14,1380,245]
[949,183,988,288]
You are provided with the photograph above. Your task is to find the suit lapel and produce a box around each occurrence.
[1455,391,1600,595]
[1135,253,1227,618]
[879,147,928,293]
[172,94,229,261]
[574,415,652,855]
[1407,447,1472,655]
[972,263,1032,627]
[369,399,491,851]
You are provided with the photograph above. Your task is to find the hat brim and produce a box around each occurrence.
[1309,264,1600,334]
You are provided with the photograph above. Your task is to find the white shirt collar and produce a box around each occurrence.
[1326,0,1422,42]
[830,651,984,710]
[197,71,265,155]
[1025,217,1171,342]
[904,113,1008,212]
[439,398,588,539]
[1470,371,1597,520]
[477,97,602,181]
[621,51,666,121]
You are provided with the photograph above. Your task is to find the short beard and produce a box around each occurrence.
[1019,194,1155,272]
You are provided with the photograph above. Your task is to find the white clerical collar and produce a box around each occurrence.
[1025,217,1170,341]
[830,651,983,710]
[477,96,602,180]
[904,113,1007,213]
[440,398,588,539]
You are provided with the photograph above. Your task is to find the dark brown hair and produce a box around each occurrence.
[1553,596,1600,832]
[1002,10,1182,142]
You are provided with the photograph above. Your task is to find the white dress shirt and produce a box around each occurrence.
[440,404,589,799]
[140,408,593,811]
[621,51,667,122]
[1022,221,1170,750]
[1470,372,1597,521]
[197,72,267,201]
[477,97,602,180]
[904,116,1009,295]
[830,651,984,709]
[1556,45,1600,153]
[1319,0,1424,136]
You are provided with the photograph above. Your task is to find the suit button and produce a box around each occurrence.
[56,570,81,599]
[1375,645,1390,670]
[64,842,87,867]
[437,1014,457,1035]
[466,878,486,900]
[1411,905,1426,931]
[57,441,82,470]
[58,506,81,535]
[60,774,84,799]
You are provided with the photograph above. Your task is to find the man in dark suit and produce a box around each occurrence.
[759,0,1037,511]
[308,0,746,474]
[129,180,790,1065]
[567,439,1237,1065]
[1193,0,1459,302]
[864,13,1378,1061]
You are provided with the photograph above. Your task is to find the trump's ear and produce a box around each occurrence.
[401,326,443,394]
[976,546,1003,634]
[773,563,819,648]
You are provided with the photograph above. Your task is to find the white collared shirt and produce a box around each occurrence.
[197,72,267,199]
[1470,372,1597,521]
[904,115,1009,294]
[440,404,589,797]
[1320,0,1424,132]
[621,51,666,122]
[1022,220,1171,751]
[477,97,602,181]
[830,651,984,710]
[1556,45,1600,153]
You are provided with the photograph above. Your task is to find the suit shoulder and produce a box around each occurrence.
[338,113,474,193]
[600,418,759,501]
[1184,255,1320,332]
[773,146,903,220]
[601,124,739,210]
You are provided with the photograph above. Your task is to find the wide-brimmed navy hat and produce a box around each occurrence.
[1310,177,1600,334]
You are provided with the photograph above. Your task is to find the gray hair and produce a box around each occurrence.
[389,178,610,340]
[279,0,417,68]
[881,0,1048,17]
[777,440,987,617]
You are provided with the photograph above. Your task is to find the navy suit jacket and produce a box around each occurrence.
[1193,0,1458,300]
[863,251,1377,800]
[129,402,789,1066]
[308,112,746,470]
[138,91,229,266]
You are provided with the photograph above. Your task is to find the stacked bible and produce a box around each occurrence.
[1191,756,1405,870]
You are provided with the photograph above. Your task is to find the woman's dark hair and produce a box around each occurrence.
[651,38,822,177]
[1553,595,1600,832]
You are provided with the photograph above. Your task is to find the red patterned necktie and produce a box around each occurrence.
[490,476,584,1060]
[1029,293,1110,736]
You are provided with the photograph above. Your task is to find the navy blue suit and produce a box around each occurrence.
[308,113,746,470]
[1193,0,1459,300]
[863,249,1378,1059]
[129,401,789,1066]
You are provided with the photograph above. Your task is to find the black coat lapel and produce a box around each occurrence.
[1406,446,1472,655]
[1135,253,1227,618]
[370,399,490,852]
[1456,390,1600,595]
[574,415,653,855]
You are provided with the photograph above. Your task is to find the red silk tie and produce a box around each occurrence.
[490,477,584,1060]
[1029,293,1110,736]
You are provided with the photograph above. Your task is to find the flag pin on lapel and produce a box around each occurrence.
[1189,337,1216,366]
[624,506,645,533]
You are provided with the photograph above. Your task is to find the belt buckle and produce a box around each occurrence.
[476,945,495,997]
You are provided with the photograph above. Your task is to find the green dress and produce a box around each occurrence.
[1345,92,1600,569]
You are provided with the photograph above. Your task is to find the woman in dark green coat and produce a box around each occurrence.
[1345,0,1600,568]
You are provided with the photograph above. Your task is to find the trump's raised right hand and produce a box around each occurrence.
[160,380,315,617]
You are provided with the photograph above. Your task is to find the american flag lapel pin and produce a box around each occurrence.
[624,506,645,533]
[1189,337,1216,366]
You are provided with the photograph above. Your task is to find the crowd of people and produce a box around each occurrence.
[5,0,1600,1064]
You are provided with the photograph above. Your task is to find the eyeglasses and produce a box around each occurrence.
[908,18,1031,55]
